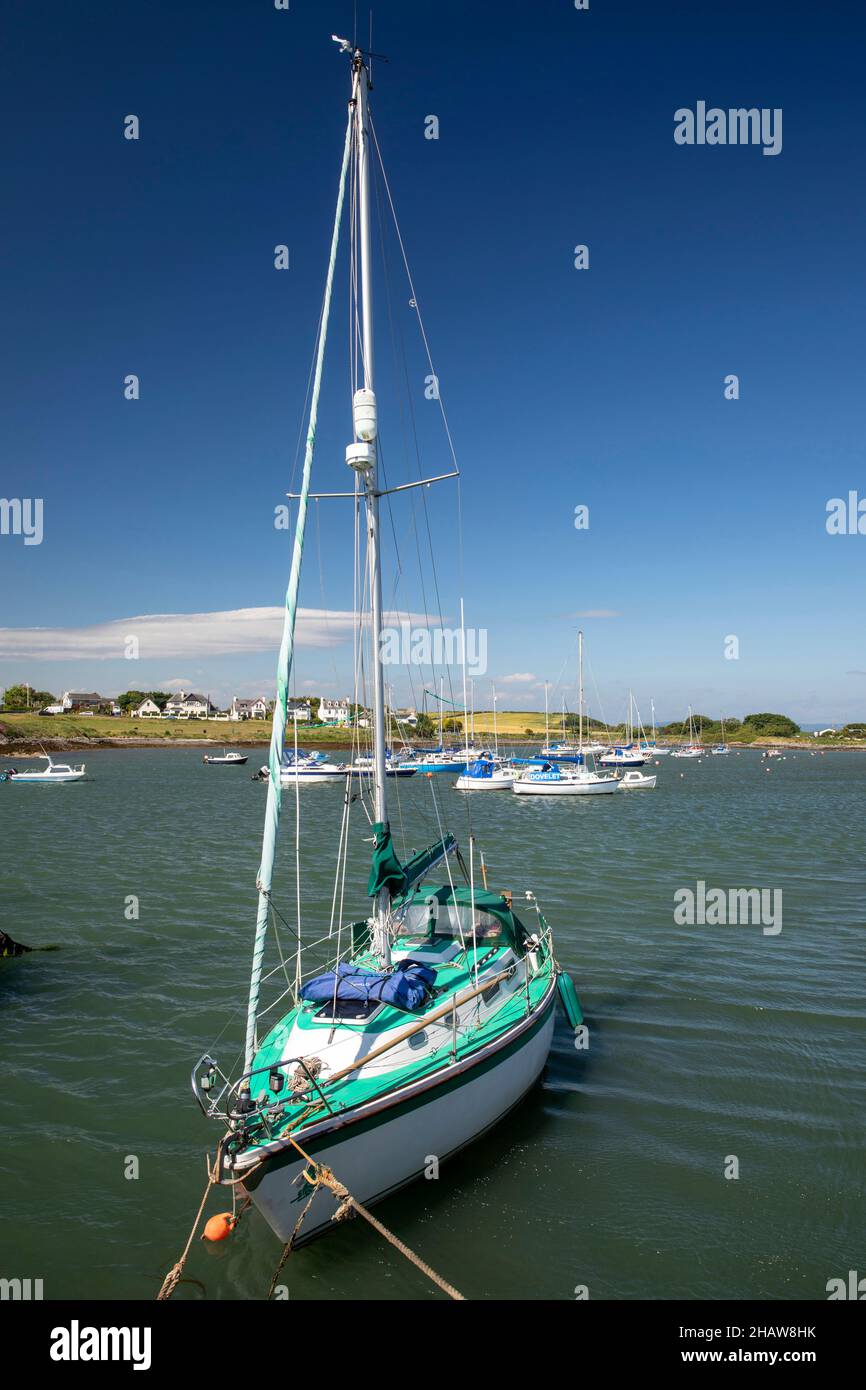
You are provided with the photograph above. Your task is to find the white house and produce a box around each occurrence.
[287,699,311,722]
[164,691,216,719]
[231,696,268,721]
[131,698,163,718]
[319,697,352,726]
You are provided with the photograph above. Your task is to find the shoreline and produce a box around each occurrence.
[1,735,862,756]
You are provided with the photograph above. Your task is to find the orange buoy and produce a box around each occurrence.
[426,771,433,778]
[203,1212,234,1242]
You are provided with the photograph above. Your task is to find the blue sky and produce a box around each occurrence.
[2,0,865,725]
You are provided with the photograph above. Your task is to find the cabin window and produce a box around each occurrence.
[398,901,507,944]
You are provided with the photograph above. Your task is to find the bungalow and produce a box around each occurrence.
[131,698,163,718]
[287,699,311,722]
[61,691,111,713]
[319,696,352,726]
[231,696,268,721]
[164,691,216,719]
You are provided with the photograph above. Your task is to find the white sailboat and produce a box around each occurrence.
[190,41,580,1249]
[639,699,670,755]
[711,716,729,754]
[671,706,703,758]
[454,688,514,790]
[515,631,618,794]
[598,694,648,768]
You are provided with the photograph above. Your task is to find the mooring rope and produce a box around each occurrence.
[158,1135,466,1302]
[156,1157,217,1302]
[284,1138,466,1301]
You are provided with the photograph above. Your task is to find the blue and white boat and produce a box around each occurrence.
[455,757,515,791]
[4,755,86,784]
[598,745,647,769]
[512,756,618,796]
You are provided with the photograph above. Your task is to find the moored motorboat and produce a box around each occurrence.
[617,769,657,790]
[203,750,249,765]
[5,755,86,783]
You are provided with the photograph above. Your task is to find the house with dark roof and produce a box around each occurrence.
[231,695,269,721]
[164,691,216,719]
[61,690,111,713]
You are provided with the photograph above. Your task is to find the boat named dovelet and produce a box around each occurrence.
[189,40,580,1249]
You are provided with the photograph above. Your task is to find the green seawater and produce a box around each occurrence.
[1,747,863,1300]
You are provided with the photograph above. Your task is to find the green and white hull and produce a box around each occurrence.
[235,977,557,1244]
[205,885,563,1246]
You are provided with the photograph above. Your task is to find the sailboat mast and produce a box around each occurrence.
[578,629,584,751]
[352,51,392,962]
[354,59,388,827]
[460,598,469,758]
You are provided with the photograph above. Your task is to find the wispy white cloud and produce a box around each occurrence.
[500,672,536,684]
[0,607,428,661]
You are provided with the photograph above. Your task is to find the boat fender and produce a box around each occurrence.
[203,1212,234,1243]
[556,971,583,1029]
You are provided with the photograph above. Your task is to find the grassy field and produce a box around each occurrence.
[1,710,860,750]
[0,713,283,745]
